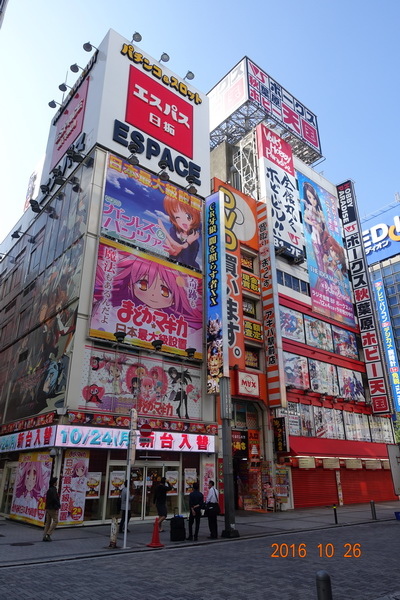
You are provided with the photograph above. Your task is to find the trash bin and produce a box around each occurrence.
[394,511,400,520]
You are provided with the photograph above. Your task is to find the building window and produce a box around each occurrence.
[244,346,260,370]
[277,269,310,296]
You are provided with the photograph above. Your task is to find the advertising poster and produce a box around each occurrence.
[109,471,125,498]
[297,173,355,326]
[102,156,202,270]
[257,124,304,259]
[10,452,52,525]
[362,205,400,265]
[86,472,102,499]
[59,449,89,525]
[212,180,260,372]
[332,326,358,359]
[275,467,290,503]
[280,307,304,343]
[81,345,202,420]
[90,238,203,357]
[304,316,333,352]
[283,352,310,389]
[202,462,215,501]
[184,468,197,494]
[205,192,228,393]
[165,470,178,495]
[337,367,366,402]
[308,359,338,396]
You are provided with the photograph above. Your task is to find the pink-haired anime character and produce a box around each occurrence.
[13,461,48,512]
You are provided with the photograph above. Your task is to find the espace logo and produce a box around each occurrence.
[125,66,193,158]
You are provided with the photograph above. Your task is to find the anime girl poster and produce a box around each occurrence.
[332,325,358,359]
[304,316,333,352]
[337,367,366,401]
[283,352,310,389]
[90,238,203,357]
[102,155,202,271]
[297,172,355,327]
[308,359,338,396]
[10,452,52,525]
[59,450,89,525]
[279,307,304,343]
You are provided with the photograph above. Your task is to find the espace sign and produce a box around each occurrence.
[105,30,209,195]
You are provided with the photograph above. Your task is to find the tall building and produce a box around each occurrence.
[207,58,396,509]
[0,30,213,527]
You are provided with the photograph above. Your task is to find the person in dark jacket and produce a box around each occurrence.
[153,477,172,532]
[187,482,204,541]
[43,476,61,541]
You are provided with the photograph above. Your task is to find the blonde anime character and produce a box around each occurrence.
[157,196,201,269]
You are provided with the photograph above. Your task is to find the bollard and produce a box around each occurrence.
[316,570,333,600]
[370,500,377,520]
[108,516,118,548]
[332,505,338,525]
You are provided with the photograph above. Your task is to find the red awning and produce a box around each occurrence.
[288,436,389,459]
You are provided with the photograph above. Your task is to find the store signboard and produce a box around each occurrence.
[208,57,321,157]
[337,180,390,414]
[256,124,303,260]
[272,417,289,452]
[362,205,400,265]
[55,425,215,453]
[373,280,400,411]
[365,459,382,470]
[322,458,340,469]
[345,458,362,469]
[237,372,260,397]
[0,426,56,454]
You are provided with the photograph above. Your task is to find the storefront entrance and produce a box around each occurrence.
[107,461,180,520]
[0,462,17,515]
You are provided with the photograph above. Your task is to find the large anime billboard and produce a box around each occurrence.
[297,173,355,326]
[102,155,202,270]
[90,238,203,357]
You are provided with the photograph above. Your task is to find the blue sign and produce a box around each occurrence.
[374,280,400,411]
[362,206,400,265]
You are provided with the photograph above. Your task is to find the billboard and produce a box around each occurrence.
[90,238,203,357]
[10,452,52,526]
[102,155,202,270]
[298,173,355,326]
[80,345,202,420]
[41,29,210,198]
[373,280,400,411]
[362,206,400,265]
[256,124,303,259]
[208,57,321,158]
[337,180,390,413]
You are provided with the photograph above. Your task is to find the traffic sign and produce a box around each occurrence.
[140,424,152,437]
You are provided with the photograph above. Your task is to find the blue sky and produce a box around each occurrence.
[1,0,399,242]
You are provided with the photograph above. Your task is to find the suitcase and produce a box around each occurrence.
[170,508,186,541]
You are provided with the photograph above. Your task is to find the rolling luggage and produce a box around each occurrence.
[170,508,186,541]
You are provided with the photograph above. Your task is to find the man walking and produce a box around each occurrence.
[153,477,172,532]
[187,482,203,541]
[43,476,60,541]
[119,480,134,533]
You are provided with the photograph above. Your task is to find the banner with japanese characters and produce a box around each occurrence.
[80,345,202,420]
[256,124,304,260]
[59,449,90,525]
[90,238,203,357]
[10,452,52,526]
[102,156,202,271]
[298,173,355,326]
[337,180,390,413]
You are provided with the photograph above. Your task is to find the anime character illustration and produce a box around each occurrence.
[280,308,304,342]
[283,353,310,389]
[82,383,105,406]
[11,459,50,522]
[69,460,88,519]
[322,232,348,294]
[157,196,201,269]
[167,368,193,419]
[302,181,327,273]
[92,245,203,353]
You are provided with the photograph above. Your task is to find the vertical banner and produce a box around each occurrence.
[59,449,90,525]
[373,280,400,411]
[337,180,390,414]
[10,452,52,526]
[256,124,303,260]
[257,201,286,408]
[205,192,229,393]
[298,173,355,326]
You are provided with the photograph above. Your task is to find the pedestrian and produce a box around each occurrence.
[43,476,60,542]
[119,480,134,533]
[187,481,203,541]
[206,480,220,539]
[153,476,172,532]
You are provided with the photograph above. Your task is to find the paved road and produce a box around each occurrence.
[1,520,399,600]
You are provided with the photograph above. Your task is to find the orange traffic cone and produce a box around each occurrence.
[147,517,165,548]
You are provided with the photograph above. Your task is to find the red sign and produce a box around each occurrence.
[125,66,193,158]
[140,424,152,437]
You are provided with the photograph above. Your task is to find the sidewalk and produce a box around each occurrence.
[1,500,399,567]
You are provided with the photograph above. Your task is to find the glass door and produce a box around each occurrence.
[0,463,17,515]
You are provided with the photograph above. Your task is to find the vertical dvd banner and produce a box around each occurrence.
[205,192,229,394]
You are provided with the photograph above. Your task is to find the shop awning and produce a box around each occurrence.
[288,437,389,459]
